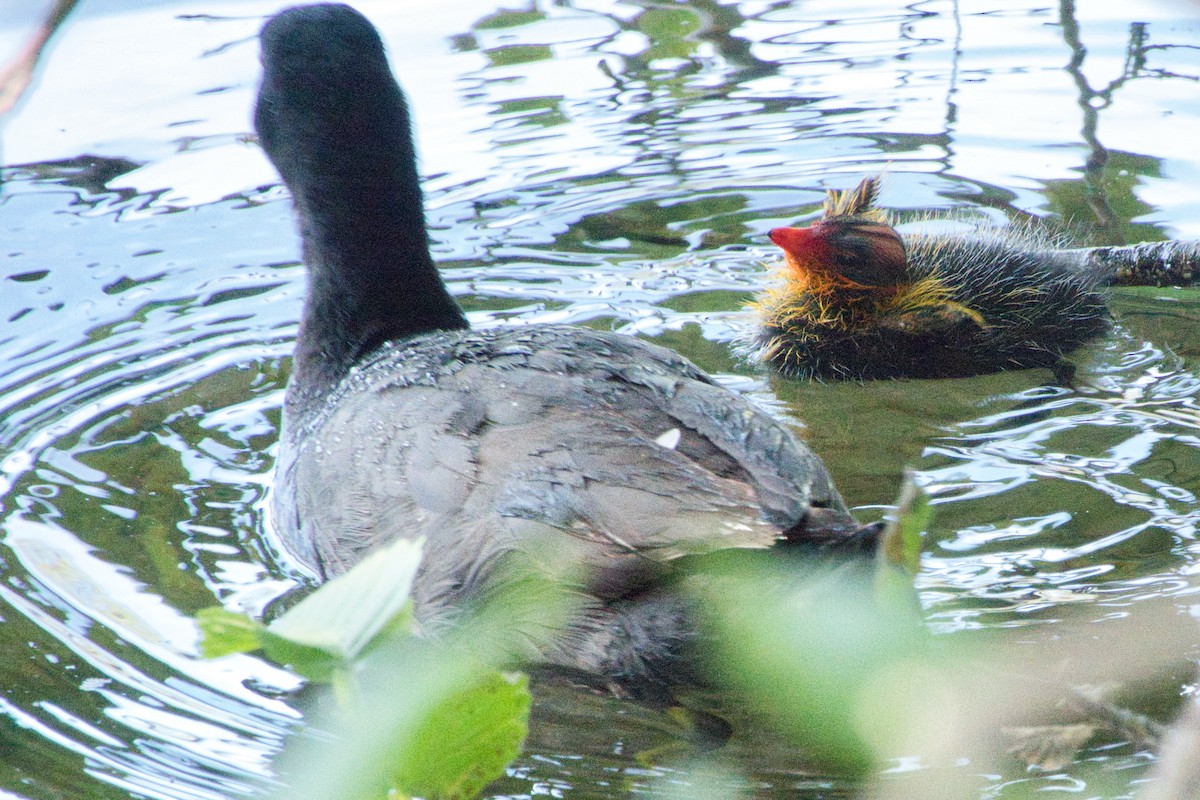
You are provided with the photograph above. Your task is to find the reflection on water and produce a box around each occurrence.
[2,0,1199,797]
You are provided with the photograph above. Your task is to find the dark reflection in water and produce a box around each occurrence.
[1,1,1199,798]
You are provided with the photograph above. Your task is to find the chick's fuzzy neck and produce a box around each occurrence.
[754,260,898,334]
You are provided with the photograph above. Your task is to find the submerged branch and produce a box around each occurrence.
[0,0,79,116]
[1051,240,1200,287]
[1063,684,1165,749]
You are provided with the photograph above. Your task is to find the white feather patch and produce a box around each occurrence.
[654,428,682,450]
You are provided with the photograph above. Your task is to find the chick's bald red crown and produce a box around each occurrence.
[768,217,908,289]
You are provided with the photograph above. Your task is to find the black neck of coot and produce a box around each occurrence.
[255,5,468,407]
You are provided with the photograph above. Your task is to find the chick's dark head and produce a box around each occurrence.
[769,216,908,291]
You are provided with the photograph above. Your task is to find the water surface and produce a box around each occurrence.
[2,1,1200,797]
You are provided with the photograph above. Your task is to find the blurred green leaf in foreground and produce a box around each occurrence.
[197,477,1199,800]
[197,537,539,800]
[690,476,1195,799]
[694,476,933,777]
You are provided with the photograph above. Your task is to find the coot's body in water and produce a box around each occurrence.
[747,177,1110,381]
[259,4,863,701]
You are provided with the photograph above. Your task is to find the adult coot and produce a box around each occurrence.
[747,176,1110,381]
[259,3,863,701]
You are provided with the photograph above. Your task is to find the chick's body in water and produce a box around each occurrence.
[748,177,1110,381]
[258,4,862,702]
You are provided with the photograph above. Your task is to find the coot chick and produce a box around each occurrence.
[747,177,1110,381]
[259,4,863,702]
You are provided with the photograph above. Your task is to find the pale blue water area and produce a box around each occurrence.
[1,1,1199,797]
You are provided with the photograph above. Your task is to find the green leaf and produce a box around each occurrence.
[391,670,531,800]
[874,470,930,613]
[696,560,930,775]
[270,634,530,800]
[266,536,424,664]
[878,469,929,578]
[261,545,571,800]
[257,629,344,684]
[195,607,265,658]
